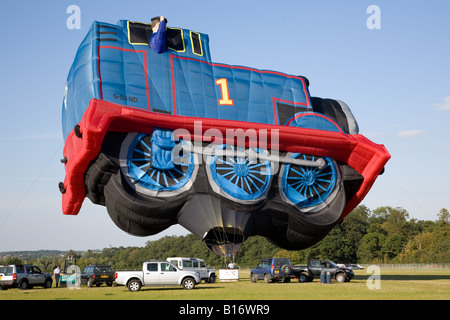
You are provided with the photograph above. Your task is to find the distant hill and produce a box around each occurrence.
[0,250,84,260]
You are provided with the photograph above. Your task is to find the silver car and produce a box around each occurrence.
[0,264,52,290]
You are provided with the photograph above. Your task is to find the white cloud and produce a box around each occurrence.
[435,96,450,111]
[397,130,426,139]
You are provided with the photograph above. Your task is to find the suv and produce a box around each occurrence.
[0,264,52,290]
[250,258,293,283]
[166,257,216,283]
[81,265,115,287]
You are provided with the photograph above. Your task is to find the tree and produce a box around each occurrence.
[395,208,450,263]
[2,256,23,265]
[438,208,449,225]
[273,249,301,264]
[382,234,406,259]
[381,207,409,236]
[316,227,353,263]
[430,219,450,263]
[235,236,278,266]
[357,232,385,263]
[370,206,391,225]
[336,205,371,262]
[1,206,447,267]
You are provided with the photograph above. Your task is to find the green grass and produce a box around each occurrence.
[1,269,449,300]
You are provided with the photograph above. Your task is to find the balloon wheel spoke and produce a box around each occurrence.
[128,134,192,190]
[285,154,336,206]
[213,145,270,199]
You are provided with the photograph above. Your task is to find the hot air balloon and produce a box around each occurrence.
[59,18,390,257]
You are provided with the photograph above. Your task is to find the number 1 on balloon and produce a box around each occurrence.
[215,78,234,106]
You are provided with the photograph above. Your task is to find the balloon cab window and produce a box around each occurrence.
[128,21,190,53]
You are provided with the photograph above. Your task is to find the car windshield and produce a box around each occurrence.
[328,261,338,268]
[95,266,113,273]
[274,259,290,268]
[257,260,269,268]
[0,266,13,275]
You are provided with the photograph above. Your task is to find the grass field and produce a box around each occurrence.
[1,269,449,300]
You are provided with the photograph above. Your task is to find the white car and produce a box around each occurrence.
[114,260,200,291]
[166,257,216,283]
[346,264,364,270]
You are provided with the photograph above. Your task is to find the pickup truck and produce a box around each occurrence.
[250,258,293,283]
[0,264,52,290]
[166,257,216,283]
[114,260,201,291]
[293,259,354,283]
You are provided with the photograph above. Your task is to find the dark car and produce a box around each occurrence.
[81,265,115,287]
[250,258,293,283]
[293,259,354,283]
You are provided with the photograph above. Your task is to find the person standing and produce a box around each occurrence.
[53,265,61,288]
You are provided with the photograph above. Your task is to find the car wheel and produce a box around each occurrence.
[281,264,291,276]
[298,273,309,283]
[44,278,52,289]
[182,277,196,290]
[208,274,216,283]
[127,279,142,292]
[281,276,291,283]
[19,280,28,290]
[250,274,258,283]
[87,278,94,287]
[336,273,346,283]
[264,274,272,283]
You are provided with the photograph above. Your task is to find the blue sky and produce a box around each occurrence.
[0,0,449,251]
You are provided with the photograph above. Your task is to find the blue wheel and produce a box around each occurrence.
[120,131,197,195]
[207,145,272,203]
[281,153,338,210]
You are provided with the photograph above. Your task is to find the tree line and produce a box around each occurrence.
[1,205,449,272]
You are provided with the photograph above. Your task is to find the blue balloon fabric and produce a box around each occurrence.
[60,18,390,257]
